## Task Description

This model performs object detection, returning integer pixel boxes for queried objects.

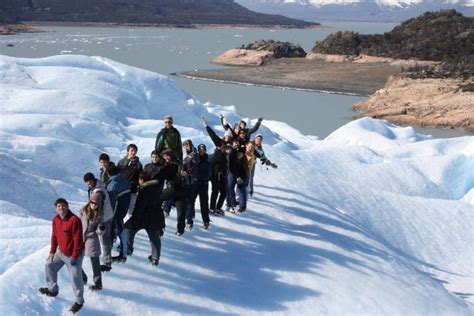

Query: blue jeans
[226,174,248,209]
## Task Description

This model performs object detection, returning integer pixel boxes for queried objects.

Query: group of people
[39,114,277,313]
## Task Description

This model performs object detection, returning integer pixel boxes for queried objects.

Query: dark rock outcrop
[241,40,307,58]
[312,10,473,65]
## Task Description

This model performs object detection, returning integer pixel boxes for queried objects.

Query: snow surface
[0,54,473,315]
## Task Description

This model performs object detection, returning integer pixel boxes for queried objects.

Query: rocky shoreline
[354,76,474,131]
[0,23,43,35]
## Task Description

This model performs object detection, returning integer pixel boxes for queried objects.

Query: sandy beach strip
[175,58,403,96]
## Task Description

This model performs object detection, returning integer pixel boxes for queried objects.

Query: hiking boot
[111,255,127,263]
[89,281,102,291]
[209,209,216,216]
[216,209,225,216]
[175,231,184,236]
[100,264,112,272]
[186,223,193,231]
[69,302,83,314]
[237,207,246,213]
[39,287,58,297]
[148,255,159,266]
[226,206,236,213]
[203,222,210,230]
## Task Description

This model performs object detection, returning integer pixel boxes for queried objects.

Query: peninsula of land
[176,11,474,132]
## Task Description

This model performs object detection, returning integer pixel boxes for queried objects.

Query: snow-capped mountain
[235,0,474,21]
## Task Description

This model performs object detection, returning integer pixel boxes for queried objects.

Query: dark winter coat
[99,167,109,183]
[144,161,164,181]
[221,117,262,140]
[181,140,200,187]
[50,210,84,260]
[228,151,248,180]
[197,153,211,183]
[107,173,131,219]
[205,126,233,148]
[155,127,183,161]
[254,143,269,164]
[125,180,165,231]
[117,156,143,193]
[209,149,228,180]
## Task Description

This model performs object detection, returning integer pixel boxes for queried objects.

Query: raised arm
[248,118,263,136]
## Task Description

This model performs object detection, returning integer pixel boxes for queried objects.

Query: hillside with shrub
[312,10,473,66]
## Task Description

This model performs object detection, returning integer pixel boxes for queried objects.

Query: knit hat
[83,172,96,182]
[90,192,103,206]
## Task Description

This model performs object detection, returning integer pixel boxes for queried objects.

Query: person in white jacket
[83,172,114,272]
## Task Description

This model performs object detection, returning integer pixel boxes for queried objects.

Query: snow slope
[0,55,473,315]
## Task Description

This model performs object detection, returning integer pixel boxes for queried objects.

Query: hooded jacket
[118,156,143,193]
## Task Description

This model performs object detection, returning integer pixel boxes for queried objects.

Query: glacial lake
[0,23,469,138]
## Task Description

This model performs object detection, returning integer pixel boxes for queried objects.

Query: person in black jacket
[125,173,165,266]
[117,144,143,218]
[226,142,248,213]
[200,116,233,148]
[143,150,164,180]
[220,113,263,142]
[181,139,200,231]
[158,149,187,236]
[209,145,229,216]
[195,144,211,229]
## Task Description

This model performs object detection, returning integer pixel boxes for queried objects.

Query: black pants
[210,174,227,210]
[161,186,186,234]
[195,182,210,224]
[126,228,161,260]
[82,256,102,286]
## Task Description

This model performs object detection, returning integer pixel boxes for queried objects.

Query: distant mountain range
[235,0,474,22]
[0,0,317,28]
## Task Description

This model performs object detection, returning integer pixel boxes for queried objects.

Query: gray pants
[45,250,84,304]
[99,219,113,265]
[126,228,161,260]
[82,257,102,285]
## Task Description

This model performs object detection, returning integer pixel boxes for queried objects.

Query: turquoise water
[0,23,468,138]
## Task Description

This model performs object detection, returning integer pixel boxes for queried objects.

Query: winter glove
[236,177,244,185]
[258,117,263,122]
[219,113,224,119]
[70,258,78,267]
[47,254,54,262]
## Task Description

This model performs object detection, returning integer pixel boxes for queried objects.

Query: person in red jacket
[39,198,85,314]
